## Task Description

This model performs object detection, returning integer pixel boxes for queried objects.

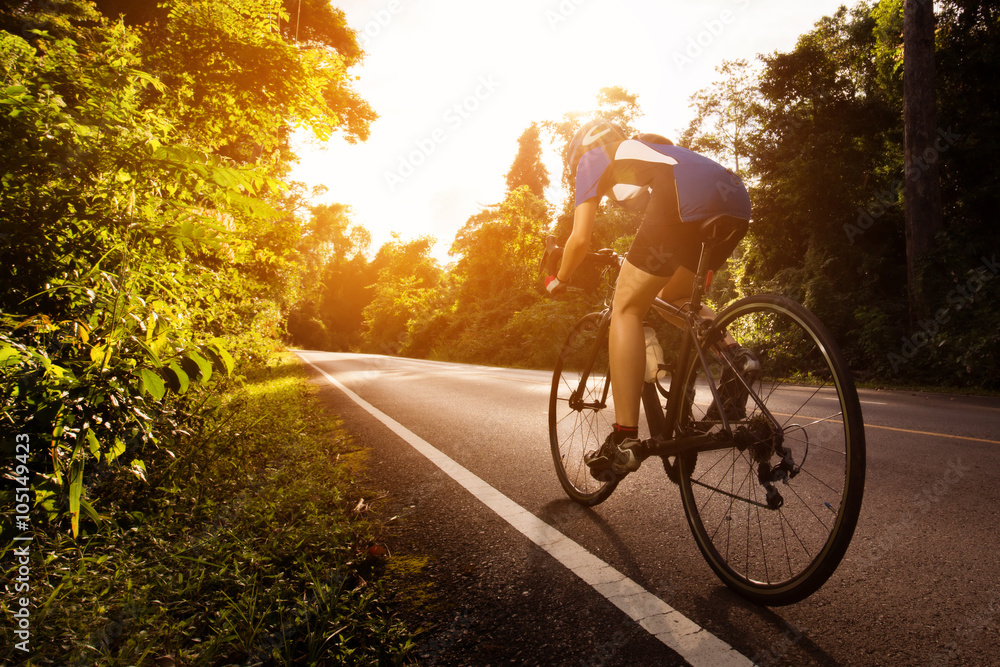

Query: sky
[291,0,856,263]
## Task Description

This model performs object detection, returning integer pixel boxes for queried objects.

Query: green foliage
[666,0,1000,388]
[680,58,759,176]
[147,0,373,168]
[286,203,376,352]
[0,1,409,660]
[496,296,600,368]
[450,187,550,304]
[360,235,443,356]
[1,355,415,665]
[429,187,552,364]
[0,0,377,538]
[1,7,234,537]
[504,122,550,198]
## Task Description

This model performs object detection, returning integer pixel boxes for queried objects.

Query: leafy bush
[0,0,299,537]
[1,355,415,665]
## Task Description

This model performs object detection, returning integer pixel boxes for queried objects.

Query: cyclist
[545,119,757,479]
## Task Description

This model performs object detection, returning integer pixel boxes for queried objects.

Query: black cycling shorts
[624,166,744,277]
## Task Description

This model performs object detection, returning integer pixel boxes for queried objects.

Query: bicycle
[546,215,866,606]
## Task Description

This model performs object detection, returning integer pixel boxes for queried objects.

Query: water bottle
[644,326,667,383]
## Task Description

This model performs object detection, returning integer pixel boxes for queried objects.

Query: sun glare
[293,0,852,263]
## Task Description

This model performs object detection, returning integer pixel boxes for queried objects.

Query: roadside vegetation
[4,351,414,665]
[1,1,411,663]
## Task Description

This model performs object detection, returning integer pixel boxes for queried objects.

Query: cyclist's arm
[558,199,598,281]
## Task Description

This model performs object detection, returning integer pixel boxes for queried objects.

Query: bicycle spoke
[692,468,770,512]
[794,465,844,497]
[678,295,865,604]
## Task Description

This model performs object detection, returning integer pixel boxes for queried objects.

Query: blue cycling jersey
[574,139,751,223]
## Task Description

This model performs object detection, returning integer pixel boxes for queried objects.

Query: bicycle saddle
[698,215,749,246]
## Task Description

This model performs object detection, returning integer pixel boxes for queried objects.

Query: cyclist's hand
[545,275,567,296]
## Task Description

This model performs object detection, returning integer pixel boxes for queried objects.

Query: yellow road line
[863,423,1000,445]
[772,412,1000,445]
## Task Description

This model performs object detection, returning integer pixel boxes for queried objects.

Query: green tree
[596,86,641,131]
[680,59,759,176]
[140,0,374,171]
[906,0,1000,386]
[680,1,998,386]
[0,0,379,536]
[360,235,442,356]
[736,5,904,370]
[0,2,276,534]
[431,187,551,364]
[450,188,550,306]
[286,203,375,351]
[504,122,550,198]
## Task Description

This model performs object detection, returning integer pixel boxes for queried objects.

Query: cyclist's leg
[611,166,683,432]
[658,265,696,303]
[582,260,671,478]
[608,259,671,429]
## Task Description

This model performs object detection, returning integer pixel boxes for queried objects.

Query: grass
[1,351,415,666]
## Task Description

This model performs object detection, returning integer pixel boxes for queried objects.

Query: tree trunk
[903,0,943,320]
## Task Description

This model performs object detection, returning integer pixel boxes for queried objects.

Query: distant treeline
[289,1,1000,390]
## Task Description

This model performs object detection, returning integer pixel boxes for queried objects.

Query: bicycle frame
[570,238,780,463]
[644,295,737,459]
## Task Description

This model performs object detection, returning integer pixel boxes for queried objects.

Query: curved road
[297,351,1000,666]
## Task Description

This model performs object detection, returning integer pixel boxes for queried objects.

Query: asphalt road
[296,350,1000,666]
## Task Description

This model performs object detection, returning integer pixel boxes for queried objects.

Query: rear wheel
[549,312,617,506]
[677,295,866,605]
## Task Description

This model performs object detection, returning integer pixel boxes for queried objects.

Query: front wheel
[549,312,618,506]
[677,295,866,605]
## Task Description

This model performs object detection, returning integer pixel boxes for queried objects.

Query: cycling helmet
[567,119,626,178]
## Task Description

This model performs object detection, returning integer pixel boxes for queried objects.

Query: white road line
[299,352,753,667]
[814,394,887,406]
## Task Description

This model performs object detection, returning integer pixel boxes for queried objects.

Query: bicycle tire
[676,294,866,605]
[549,311,618,505]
